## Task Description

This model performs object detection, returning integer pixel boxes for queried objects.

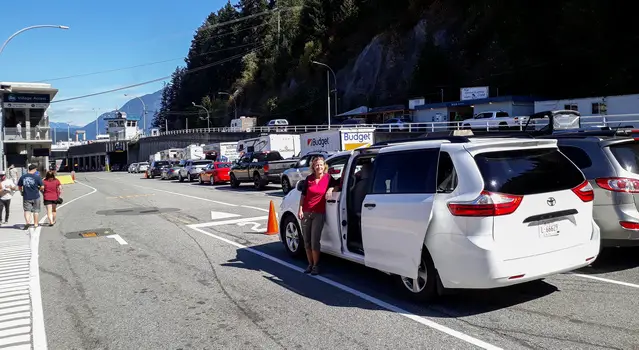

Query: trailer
[236,134,301,159]
[203,142,240,162]
[299,128,375,155]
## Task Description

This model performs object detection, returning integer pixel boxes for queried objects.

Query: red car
[199,162,232,185]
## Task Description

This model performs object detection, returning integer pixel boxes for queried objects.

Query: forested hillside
[153,0,638,130]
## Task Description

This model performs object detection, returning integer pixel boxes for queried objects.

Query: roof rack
[372,130,474,146]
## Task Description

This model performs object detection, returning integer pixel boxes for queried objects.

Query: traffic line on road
[190,216,269,229]
[0,229,31,350]
[570,273,639,289]
[211,211,241,220]
[107,234,128,245]
[186,224,502,350]
[129,184,240,207]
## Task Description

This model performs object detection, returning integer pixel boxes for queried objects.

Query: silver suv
[540,128,639,247]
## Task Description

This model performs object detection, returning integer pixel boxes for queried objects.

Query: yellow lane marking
[106,194,156,199]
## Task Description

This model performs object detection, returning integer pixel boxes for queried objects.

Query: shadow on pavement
[576,247,639,275]
[221,241,558,318]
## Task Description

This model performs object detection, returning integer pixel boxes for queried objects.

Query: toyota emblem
[547,197,556,206]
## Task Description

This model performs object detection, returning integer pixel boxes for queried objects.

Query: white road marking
[571,273,639,289]
[190,216,268,229]
[107,234,128,245]
[237,221,267,233]
[186,224,502,350]
[0,228,30,349]
[211,211,241,220]
[0,334,31,348]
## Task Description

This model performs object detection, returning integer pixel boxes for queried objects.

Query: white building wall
[534,94,639,116]
[414,107,449,123]
[473,102,534,117]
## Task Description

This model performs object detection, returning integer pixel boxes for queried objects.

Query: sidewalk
[0,196,43,349]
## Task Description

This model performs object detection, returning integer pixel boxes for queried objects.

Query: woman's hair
[311,155,325,166]
[45,171,56,180]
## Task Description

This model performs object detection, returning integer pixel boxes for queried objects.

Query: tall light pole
[311,60,338,118]
[124,94,146,135]
[218,92,238,119]
[92,108,100,139]
[0,25,69,55]
[192,102,210,129]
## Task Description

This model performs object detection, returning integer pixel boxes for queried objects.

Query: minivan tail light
[572,180,594,202]
[447,191,523,217]
[263,164,270,172]
[595,177,639,193]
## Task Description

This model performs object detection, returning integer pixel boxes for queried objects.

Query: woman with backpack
[42,171,62,226]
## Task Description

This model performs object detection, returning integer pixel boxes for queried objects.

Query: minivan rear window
[474,148,584,195]
[608,142,639,174]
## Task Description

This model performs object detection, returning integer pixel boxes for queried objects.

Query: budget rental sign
[300,131,341,155]
[341,130,374,150]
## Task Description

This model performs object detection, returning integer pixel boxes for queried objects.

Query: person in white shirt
[0,171,17,224]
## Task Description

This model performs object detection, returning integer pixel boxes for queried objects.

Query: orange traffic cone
[265,200,279,235]
[71,171,75,181]
[143,171,147,179]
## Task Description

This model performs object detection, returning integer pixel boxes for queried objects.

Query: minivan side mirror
[296,181,305,192]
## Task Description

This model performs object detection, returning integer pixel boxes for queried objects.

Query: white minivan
[278,136,601,300]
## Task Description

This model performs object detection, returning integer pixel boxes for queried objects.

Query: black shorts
[43,200,58,206]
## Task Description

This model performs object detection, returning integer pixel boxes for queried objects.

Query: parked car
[199,162,232,185]
[229,151,295,190]
[280,151,337,194]
[147,160,173,179]
[128,163,138,173]
[161,160,184,180]
[178,159,212,182]
[538,128,639,247]
[278,135,600,301]
[135,162,149,173]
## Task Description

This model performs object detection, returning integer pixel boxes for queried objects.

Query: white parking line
[186,224,501,350]
[107,234,128,245]
[190,216,269,229]
[129,184,239,207]
[571,273,639,289]
[211,211,241,220]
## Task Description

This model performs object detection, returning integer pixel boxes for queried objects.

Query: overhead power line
[50,44,267,104]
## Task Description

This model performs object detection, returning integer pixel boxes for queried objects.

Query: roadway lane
[38,173,491,350]
[39,172,639,349]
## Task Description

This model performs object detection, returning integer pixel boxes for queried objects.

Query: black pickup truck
[229,151,298,190]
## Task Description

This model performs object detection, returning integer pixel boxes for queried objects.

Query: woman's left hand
[325,189,333,201]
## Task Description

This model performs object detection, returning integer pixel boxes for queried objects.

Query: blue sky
[0,0,227,126]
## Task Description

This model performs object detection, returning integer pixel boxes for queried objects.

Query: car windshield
[215,163,231,169]
[608,141,639,174]
[474,148,584,195]
[193,161,211,167]
[155,161,170,167]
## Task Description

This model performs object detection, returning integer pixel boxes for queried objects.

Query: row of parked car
[276,125,639,300]
[127,122,639,301]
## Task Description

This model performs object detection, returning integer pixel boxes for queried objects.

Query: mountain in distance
[80,89,163,140]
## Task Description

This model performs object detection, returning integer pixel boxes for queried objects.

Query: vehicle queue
[120,112,639,302]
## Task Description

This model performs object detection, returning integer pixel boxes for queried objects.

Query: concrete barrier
[58,175,75,185]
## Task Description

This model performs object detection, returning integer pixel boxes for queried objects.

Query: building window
[564,104,578,111]
[592,102,607,115]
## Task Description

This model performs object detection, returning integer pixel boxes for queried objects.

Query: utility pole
[326,70,331,128]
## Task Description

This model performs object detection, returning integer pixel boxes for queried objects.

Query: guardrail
[137,114,639,139]
[3,127,52,141]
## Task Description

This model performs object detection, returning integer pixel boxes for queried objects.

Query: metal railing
[136,114,639,139]
[3,127,52,141]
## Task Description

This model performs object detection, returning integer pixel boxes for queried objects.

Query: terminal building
[0,82,58,172]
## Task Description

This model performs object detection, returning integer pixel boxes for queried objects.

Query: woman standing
[42,171,62,226]
[298,156,340,275]
[0,171,17,224]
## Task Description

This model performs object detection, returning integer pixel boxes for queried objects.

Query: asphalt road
[38,172,639,350]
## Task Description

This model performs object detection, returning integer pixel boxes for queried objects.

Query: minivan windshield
[474,148,584,195]
[608,141,639,174]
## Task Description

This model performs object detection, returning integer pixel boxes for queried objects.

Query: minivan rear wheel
[396,249,438,301]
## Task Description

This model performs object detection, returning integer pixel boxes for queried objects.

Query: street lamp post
[92,108,100,139]
[192,102,210,129]
[0,25,69,55]
[311,60,338,120]
[218,92,238,119]
[124,94,146,135]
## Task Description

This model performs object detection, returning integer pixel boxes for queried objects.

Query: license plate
[539,221,560,237]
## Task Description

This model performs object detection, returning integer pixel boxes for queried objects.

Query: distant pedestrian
[17,164,44,230]
[8,165,19,183]
[42,171,62,226]
[0,171,17,224]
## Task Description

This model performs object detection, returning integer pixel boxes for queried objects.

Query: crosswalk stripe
[0,295,29,304]
[0,318,31,331]
[0,305,30,316]
[0,312,30,323]
[0,333,31,347]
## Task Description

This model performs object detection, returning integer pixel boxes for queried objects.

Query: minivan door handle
[363,203,376,208]
[327,199,336,204]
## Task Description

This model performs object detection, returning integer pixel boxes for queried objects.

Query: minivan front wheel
[396,249,438,301]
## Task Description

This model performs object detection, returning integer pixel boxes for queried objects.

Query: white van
[278,136,600,300]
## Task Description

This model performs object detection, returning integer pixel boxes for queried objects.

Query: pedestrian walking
[17,164,44,230]
[42,171,62,226]
[0,171,17,224]
[8,165,19,184]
